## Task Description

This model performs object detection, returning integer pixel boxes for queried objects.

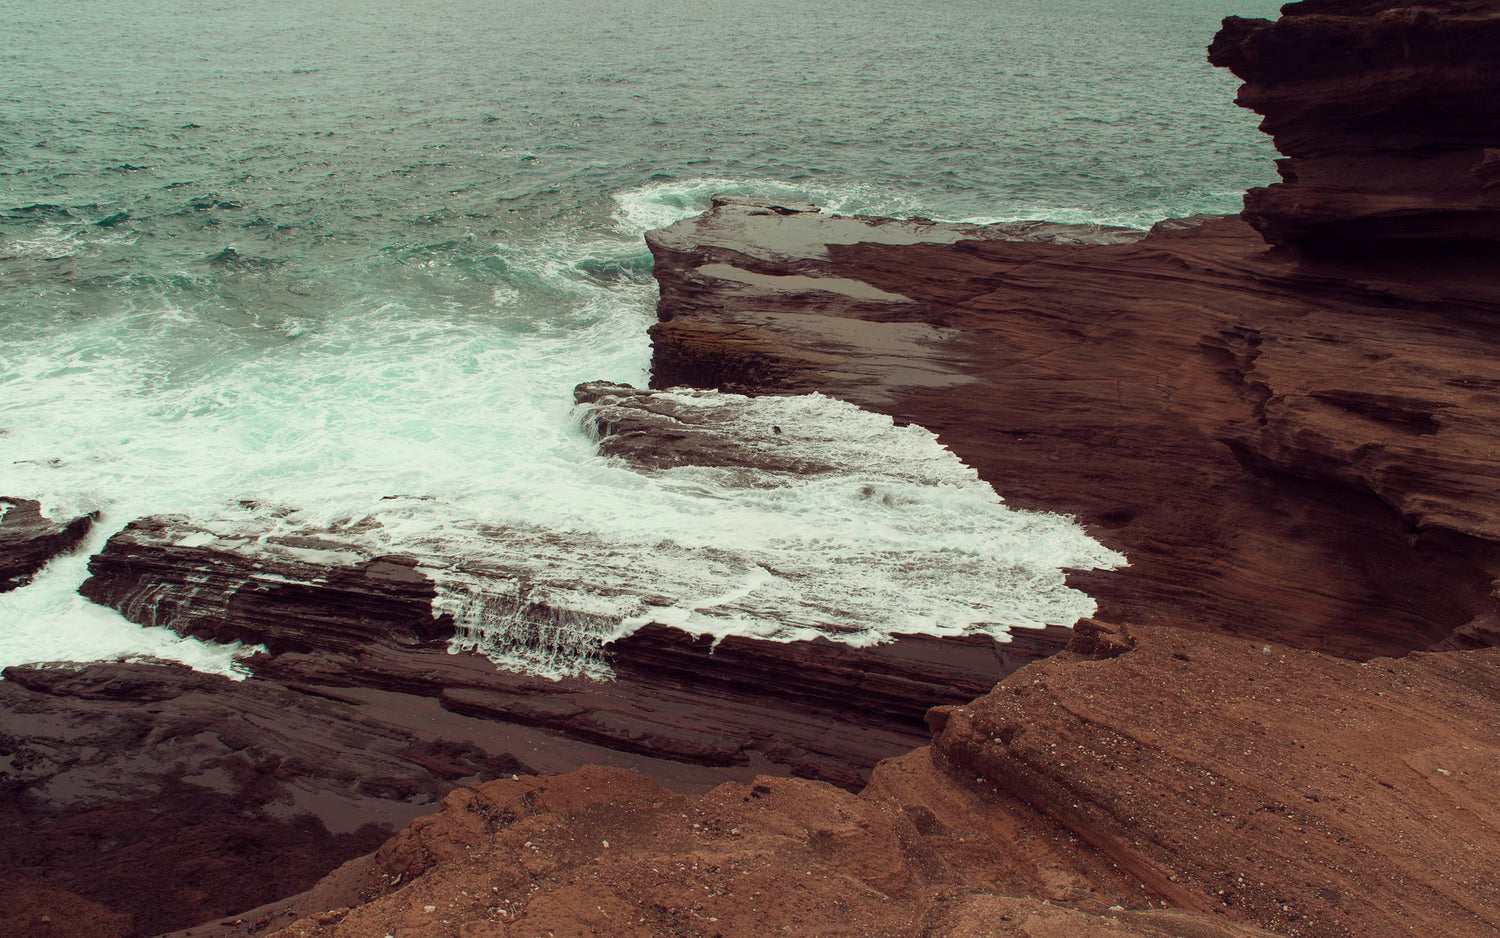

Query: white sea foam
[0,523,255,676]
[1,182,1124,679]
[610,176,1155,233]
[0,226,136,261]
[611,177,929,235]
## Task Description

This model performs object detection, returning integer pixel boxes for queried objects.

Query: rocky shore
[5,1,1500,936]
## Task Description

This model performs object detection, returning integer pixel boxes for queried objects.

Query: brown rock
[928,627,1500,937]
[1208,1,1500,250]
[647,199,1500,658]
[0,496,95,591]
[258,625,1499,938]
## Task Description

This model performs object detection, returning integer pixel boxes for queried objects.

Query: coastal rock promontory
[1208,0,1500,249]
[11,1,1500,936]
[249,625,1500,938]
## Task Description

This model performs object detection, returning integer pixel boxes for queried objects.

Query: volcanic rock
[254,763,1279,938]
[1208,0,1500,250]
[647,199,1500,658]
[0,496,95,591]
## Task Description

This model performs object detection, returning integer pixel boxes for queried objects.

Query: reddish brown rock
[0,496,95,591]
[1208,1,1500,250]
[255,764,1279,938]
[927,626,1500,937]
[75,517,1050,788]
[648,200,1500,658]
[252,622,1500,938]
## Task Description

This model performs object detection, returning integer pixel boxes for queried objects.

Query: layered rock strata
[5,375,1079,934]
[0,496,95,591]
[219,625,1499,938]
[75,515,1051,788]
[648,201,1500,657]
[1208,0,1500,249]
[12,2,1500,936]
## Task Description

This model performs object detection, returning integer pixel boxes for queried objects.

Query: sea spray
[1,178,1129,678]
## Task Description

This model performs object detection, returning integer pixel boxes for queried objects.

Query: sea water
[0,0,1282,677]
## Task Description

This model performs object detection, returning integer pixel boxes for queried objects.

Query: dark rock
[0,497,95,591]
[1208,0,1500,251]
[0,661,530,937]
[646,198,1500,658]
[77,517,451,655]
[76,516,1061,789]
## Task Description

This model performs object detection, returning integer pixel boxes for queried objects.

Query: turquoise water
[0,0,1280,673]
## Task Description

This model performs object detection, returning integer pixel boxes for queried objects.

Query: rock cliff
[1208,0,1500,249]
[7,1,1500,936]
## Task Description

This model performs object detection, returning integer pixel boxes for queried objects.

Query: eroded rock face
[0,661,528,938]
[0,497,95,591]
[928,626,1500,938]
[1208,1,1500,250]
[22,6,1500,937]
[647,200,1500,658]
[244,622,1500,938]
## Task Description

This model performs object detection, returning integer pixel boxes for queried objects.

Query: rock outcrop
[12,2,1500,936]
[0,496,95,591]
[223,626,1499,938]
[1208,0,1500,250]
[647,201,1500,658]
[73,516,1051,789]
[0,661,527,937]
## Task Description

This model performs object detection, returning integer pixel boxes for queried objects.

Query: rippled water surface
[0,0,1281,673]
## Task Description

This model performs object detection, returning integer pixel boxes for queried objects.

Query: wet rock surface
[648,200,1500,659]
[0,661,526,937]
[73,516,1049,786]
[10,2,1500,935]
[0,496,95,591]
[5,511,1058,935]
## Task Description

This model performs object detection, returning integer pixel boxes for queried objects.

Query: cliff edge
[8,2,1500,937]
[1208,0,1500,249]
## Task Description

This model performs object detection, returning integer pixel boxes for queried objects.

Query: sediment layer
[210,625,1500,938]
[8,2,1500,936]
[1208,0,1500,249]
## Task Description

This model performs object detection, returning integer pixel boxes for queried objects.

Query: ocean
[0,0,1282,676]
